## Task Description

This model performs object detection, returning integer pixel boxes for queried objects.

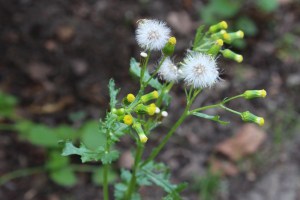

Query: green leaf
[0,91,18,118]
[92,168,117,185]
[114,183,128,200]
[255,0,278,12]
[27,124,59,147]
[61,141,119,164]
[108,79,120,109]
[46,151,70,170]
[79,121,106,150]
[50,167,77,187]
[235,16,258,36]
[193,25,205,50]
[54,124,77,141]
[101,150,119,164]
[61,141,104,163]
[192,112,229,125]
[138,162,187,199]
[129,58,162,90]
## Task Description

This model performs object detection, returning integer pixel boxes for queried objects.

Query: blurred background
[0,0,299,199]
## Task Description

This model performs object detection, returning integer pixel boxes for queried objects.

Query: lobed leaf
[108,79,120,109]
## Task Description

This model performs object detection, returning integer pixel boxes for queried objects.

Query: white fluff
[136,19,171,51]
[158,57,181,82]
[181,52,219,88]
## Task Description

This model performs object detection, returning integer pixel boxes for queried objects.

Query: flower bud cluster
[111,90,169,143]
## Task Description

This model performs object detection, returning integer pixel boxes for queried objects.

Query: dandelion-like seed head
[181,52,219,88]
[136,19,171,51]
[158,57,181,82]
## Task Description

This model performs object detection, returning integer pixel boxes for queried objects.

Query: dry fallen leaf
[216,124,266,161]
[210,156,239,176]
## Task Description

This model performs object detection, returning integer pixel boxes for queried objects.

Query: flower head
[181,52,219,88]
[136,19,171,51]
[158,57,181,82]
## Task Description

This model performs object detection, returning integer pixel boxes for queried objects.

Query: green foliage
[130,58,162,90]
[0,91,18,118]
[197,170,221,200]
[49,167,77,187]
[61,141,119,164]
[192,112,229,125]
[193,25,206,50]
[109,79,120,109]
[137,162,187,199]
[92,168,117,185]
[200,0,241,24]
[255,0,278,12]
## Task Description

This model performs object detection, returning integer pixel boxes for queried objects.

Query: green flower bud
[115,108,125,115]
[132,122,148,143]
[211,30,227,40]
[141,90,159,103]
[134,103,157,116]
[207,39,224,55]
[241,111,265,126]
[223,30,244,44]
[162,37,176,56]
[209,21,228,33]
[243,90,267,100]
[222,49,243,63]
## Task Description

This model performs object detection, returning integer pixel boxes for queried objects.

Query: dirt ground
[0,0,300,199]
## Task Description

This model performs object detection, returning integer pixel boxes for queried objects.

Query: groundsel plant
[61,19,267,199]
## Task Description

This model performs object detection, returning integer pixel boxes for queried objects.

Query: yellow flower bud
[123,115,133,125]
[222,49,243,63]
[169,37,176,45]
[243,90,267,100]
[241,111,265,126]
[141,91,159,103]
[162,37,176,56]
[147,103,157,116]
[126,93,135,103]
[209,21,228,33]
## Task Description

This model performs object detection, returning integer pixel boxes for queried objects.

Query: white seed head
[158,57,181,82]
[155,107,160,114]
[161,111,168,117]
[136,19,171,51]
[181,52,219,88]
[140,52,148,58]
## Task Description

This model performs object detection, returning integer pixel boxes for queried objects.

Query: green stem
[144,56,167,87]
[103,164,109,200]
[0,166,44,185]
[142,88,201,166]
[0,124,16,131]
[219,105,241,116]
[140,50,151,88]
[125,143,144,200]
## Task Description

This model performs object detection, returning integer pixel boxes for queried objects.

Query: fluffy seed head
[181,52,219,88]
[158,57,181,82]
[136,19,171,51]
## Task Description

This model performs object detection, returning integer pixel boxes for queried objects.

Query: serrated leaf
[108,79,120,109]
[129,58,162,90]
[192,112,229,125]
[120,169,132,183]
[114,183,128,200]
[139,162,186,199]
[92,168,117,185]
[61,141,118,164]
[50,167,77,187]
[193,25,205,50]
[61,141,104,163]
